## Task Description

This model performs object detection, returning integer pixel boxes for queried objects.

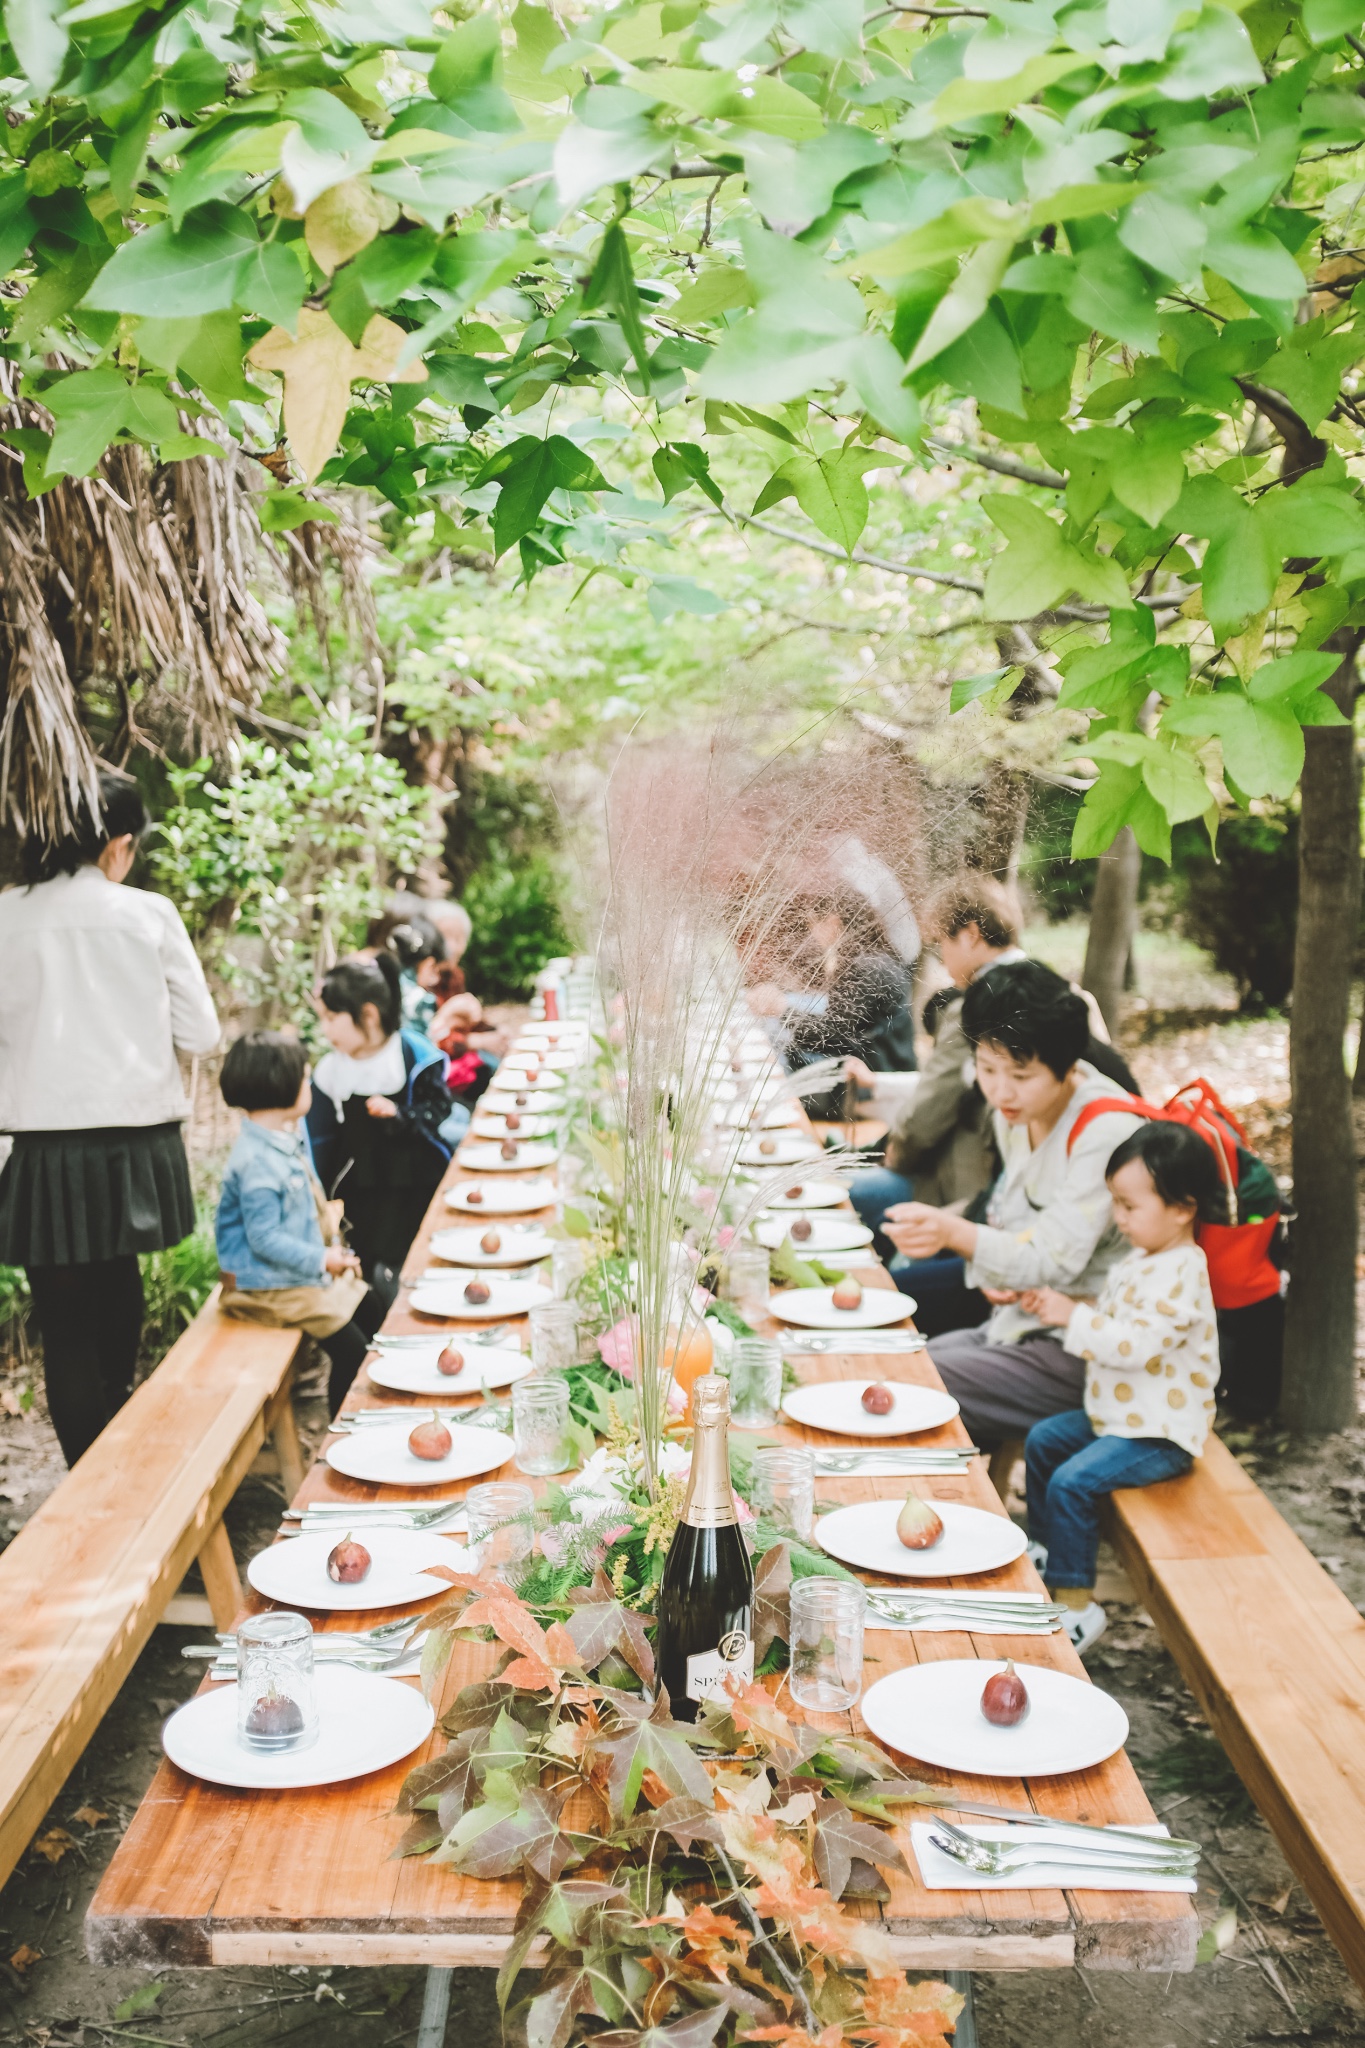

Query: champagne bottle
[654,1374,754,1723]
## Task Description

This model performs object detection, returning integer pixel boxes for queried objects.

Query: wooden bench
[0,1300,304,1895]
[1109,1434,1365,1993]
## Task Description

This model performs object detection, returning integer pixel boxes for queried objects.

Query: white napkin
[910,1821,1196,1892]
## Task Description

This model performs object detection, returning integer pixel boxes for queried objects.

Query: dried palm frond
[0,364,286,843]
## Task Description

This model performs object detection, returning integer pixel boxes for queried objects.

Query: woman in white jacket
[0,772,220,1465]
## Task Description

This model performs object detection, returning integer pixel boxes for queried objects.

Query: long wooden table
[88,1116,1197,1977]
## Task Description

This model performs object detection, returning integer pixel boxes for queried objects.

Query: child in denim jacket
[216,1031,385,1413]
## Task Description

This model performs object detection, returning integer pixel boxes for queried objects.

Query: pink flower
[716,1225,735,1250]
[599,1318,637,1377]
[694,1186,717,1214]
[665,1377,687,1415]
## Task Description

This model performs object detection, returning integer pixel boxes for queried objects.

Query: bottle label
[685,1629,754,1703]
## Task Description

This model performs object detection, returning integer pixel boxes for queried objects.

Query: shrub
[139,1214,220,1361]
[462,859,571,1002]
[1171,812,1299,1013]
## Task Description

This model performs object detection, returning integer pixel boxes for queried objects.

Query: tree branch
[735,512,986,593]
[1236,380,1326,482]
[926,436,1066,490]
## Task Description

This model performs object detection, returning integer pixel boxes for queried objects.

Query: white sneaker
[1061,1600,1107,1658]
[1025,1539,1048,1573]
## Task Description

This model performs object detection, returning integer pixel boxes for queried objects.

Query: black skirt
[0,1123,195,1267]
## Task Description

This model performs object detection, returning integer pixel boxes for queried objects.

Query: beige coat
[884,989,997,1208]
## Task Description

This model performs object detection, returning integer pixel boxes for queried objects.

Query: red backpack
[1066,1079,1282,1311]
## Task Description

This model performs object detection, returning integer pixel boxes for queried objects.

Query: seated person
[1021,1122,1221,1655]
[849,877,1139,1333]
[749,888,916,1116]
[215,1031,388,1415]
[885,960,1144,1449]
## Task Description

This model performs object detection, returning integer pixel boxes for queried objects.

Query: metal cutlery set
[184,1618,428,1679]
[781,1333,928,1355]
[813,1447,978,1475]
[281,1498,469,1534]
[924,1812,1199,1882]
[865,1589,1066,1634]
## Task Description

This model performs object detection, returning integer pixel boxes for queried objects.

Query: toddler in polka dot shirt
[1017,1121,1222,1657]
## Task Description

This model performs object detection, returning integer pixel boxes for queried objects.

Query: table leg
[417,1965,453,2048]
[945,1972,979,2048]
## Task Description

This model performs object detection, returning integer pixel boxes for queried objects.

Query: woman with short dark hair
[0,771,220,1465]
[885,959,1144,1453]
[749,888,916,1116]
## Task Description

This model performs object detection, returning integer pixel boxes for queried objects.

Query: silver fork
[866,1596,1064,1631]
[928,1815,1198,1875]
[815,1450,978,1472]
[286,1499,469,1531]
[923,1804,1202,1857]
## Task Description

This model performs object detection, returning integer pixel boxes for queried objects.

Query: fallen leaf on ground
[9,1945,43,1973]
[73,1805,108,1827]
[31,1828,75,1864]
[112,1984,164,2020]
[1,1388,21,1414]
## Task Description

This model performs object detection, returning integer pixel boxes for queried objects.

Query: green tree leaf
[83,202,259,317]
[43,366,179,477]
[647,574,727,620]
[5,0,67,96]
[475,434,610,556]
[582,221,650,382]
[652,441,723,506]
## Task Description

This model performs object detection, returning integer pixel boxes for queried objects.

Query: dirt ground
[4,954,1365,2046]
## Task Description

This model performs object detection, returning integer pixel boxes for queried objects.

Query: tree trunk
[1280,628,1364,1432]
[1353,987,1365,1097]
[1082,826,1141,1039]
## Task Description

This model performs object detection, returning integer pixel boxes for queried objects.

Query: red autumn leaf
[462,1592,557,1665]
[855,1972,965,2042]
[500,1652,559,1692]
[678,1902,753,1980]
[723,1674,798,1753]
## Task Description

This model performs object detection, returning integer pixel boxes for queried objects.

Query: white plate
[517,1025,590,1045]
[409,1274,551,1320]
[757,1181,847,1211]
[782,1380,960,1437]
[769,1286,913,1331]
[247,1528,463,1611]
[861,1659,1129,1779]
[367,1342,533,1396]
[456,1140,559,1173]
[481,1088,566,1115]
[162,1665,435,1789]
[471,1112,558,1140]
[428,1225,553,1268]
[326,1420,515,1486]
[445,1178,555,1215]
[816,1499,1027,1579]
[739,1135,823,1168]
[500,1049,577,1071]
[491,1070,567,1093]
[754,1215,873,1254]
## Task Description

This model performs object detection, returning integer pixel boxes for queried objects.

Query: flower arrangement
[398,1565,964,2048]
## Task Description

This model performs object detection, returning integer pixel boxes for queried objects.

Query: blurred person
[0,772,219,1465]
[308,953,458,1286]
[749,889,916,1116]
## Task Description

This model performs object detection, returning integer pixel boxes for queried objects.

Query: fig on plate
[504,1112,522,1131]
[895,1491,944,1550]
[759,1137,777,1156]
[327,1535,372,1584]
[861,1382,894,1415]
[409,1419,453,1461]
[789,1216,813,1243]
[437,1345,465,1377]
[785,1184,805,1201]
[981,1661,1030,1727]
[500,1139,519,1161]
[514,1093,529,1107]
[464,1278,491,1304]
[245,1685,305,1739]
[479,1230,502,1255]
[466,1187,484,1205]
[831,1279,863,1312]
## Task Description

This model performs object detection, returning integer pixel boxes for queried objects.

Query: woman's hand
[433,992,482,1039]
[884,1201,956,1259]
[843,1056,874,1091]
[365,1094,398,1119]
[981,1287,1021,1305]
[324,1247,361,1276]
[1019,1286,1078,1327]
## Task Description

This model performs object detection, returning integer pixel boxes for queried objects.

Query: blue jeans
[1025,1410,1193,1589]
[849,1167,912,1264]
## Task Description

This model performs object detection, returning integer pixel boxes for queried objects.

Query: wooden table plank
[89,1122,1196,1972]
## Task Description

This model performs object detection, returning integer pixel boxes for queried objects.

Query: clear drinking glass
[236,1611,319,1753]
[513,1374,573,1475]
[788,1578,866,1713]
[728,1336,783,1430]
[466,1480,535,1579]
[529,1297,579,1374]
[752,1445,815,1539]
[724,1242,770,1325]
[551,1239,587,1301]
